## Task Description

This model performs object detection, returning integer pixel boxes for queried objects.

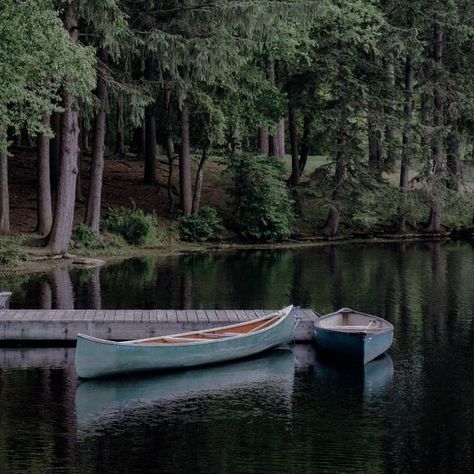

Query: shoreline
[2,231,472,276]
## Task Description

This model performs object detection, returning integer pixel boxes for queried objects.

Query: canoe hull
[75,309,296,379]
[313,327,393,364]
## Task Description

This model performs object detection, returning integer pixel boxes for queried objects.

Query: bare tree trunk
[258,127,269,155]
[50,111,61,190]
[288,102,299,186]
[383,57,397,171]
[368,113,383,172]
[323,118,347,237]
[144,59,156,185]
[192,142,211,214]
[37,114,53,236]
[426,21,444,233]
[446,128,459,191]
[164,89,176,213]
[0,148,10,234]
[299,113,311,174]
[81,117,90,153]
[85,64,108,234]
[76,132,83,203]
[276,118,285,159]
[144,107,156,185]
[267,60,285,159]
[399,55,414,234]
[179,104,192,216]
[48,7,80,255]
[232,123,242,156]
[115,97,125,156]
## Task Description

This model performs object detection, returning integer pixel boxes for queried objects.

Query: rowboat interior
[123,314,282,345]
[318,312,392,333]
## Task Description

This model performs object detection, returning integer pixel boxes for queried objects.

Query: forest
[1,0,473,261]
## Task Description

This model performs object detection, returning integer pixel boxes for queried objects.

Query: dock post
[0,292,12,309]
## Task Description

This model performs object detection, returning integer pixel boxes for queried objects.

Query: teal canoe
[75,306,296,379]
[313,308,394,364]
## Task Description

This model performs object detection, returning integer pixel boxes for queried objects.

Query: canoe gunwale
[314,307,394,334]
[77,306,294,348]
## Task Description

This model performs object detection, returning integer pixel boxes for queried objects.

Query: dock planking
[0,308,318,342]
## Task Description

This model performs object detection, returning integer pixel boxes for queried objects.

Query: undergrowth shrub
[228,154,295,242]
[0,237,27,265]
[72,224,99,249]
[102,205,157,245]
[179,206,224,242]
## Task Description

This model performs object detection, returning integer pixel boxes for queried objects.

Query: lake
[0,241,473,473]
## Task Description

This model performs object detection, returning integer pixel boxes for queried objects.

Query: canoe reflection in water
[314,353,394,398]
[76,349,296,431]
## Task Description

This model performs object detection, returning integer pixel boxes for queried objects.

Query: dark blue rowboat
[313,308,394,364]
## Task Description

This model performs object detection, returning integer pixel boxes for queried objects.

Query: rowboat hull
[313,309,393,364]
[75,307,296,379]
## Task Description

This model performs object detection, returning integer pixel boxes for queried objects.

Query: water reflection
[76,349,295,432]
[314,353,394,399]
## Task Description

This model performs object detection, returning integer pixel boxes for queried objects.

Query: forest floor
[3,147,472,271]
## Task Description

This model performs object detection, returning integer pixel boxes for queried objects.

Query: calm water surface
[1,241,474,473]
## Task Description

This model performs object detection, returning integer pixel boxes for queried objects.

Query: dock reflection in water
[76,348,296,432]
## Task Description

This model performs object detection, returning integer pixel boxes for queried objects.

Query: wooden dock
[0,308,317,343]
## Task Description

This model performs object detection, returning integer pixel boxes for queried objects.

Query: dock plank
[0,308,315,342]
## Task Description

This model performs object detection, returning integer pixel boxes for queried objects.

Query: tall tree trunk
[368,113,383,173]
[37,114,53,236]
[0,148,10,234]
[81,117,90,153]
[258,127,269,155]
[76,134,83,203]
[383,57,397,171]
[446,128,459,191]
[276,118,285,159]
[192,142,211,214]
[288,102,299,186]
[48,7,80,255]
[323,117,348,237]
[399,55,414,234]
[50,111,61,190]
[115,97,125,156]
[144,107,156,184]
[232,123,242,156]
[179,104,192,216]
[267,60,285,158]
[299,113,311,174]
[144,59,156,185]
[426,21,444,233]
[85,64,108,234]
[164,89,176,214]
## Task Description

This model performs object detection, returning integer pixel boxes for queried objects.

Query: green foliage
[0,237,27,266]
[102,205,157,246]
[72,224,99,249]
[0,0,95,150]
[442,192,474,231]
[179,206,224,242]
[228,154,295,242]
